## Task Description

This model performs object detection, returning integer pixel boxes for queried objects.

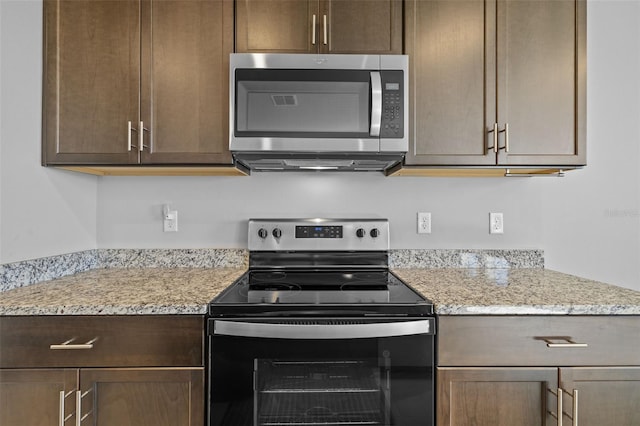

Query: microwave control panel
[380,70,404,138]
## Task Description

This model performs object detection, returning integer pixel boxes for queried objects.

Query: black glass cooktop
[210,269,433,317]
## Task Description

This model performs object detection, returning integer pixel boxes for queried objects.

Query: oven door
[208,317,435,426]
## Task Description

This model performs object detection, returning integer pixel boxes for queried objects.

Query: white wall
[0,0,98,264]
[0,0,638,292]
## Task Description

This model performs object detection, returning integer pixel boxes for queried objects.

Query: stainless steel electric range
[207,218,435,426]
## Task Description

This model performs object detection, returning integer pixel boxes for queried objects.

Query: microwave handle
[213,319,432,339]
[370,71,382,137]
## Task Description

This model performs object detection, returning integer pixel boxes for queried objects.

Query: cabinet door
[43,0,140,165]
[321,0,402,54]
[79,368,204,426]
[236,0,318,53]
[496,0,586,165]
[140,0,234,164]
[437,367,558,426]
[404,0,496,165]
[0,369,78,426]
[560,367,640,426]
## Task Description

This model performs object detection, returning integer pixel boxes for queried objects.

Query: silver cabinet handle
[548,388,563,426]
[128,121,138,151]
[75,390,92,426]
[214,319,432,339]
[312,14,316,45]
[59,390,74,425]
[370,71,382,137]
[548,386,579,425]
[542,337,588,348]
[323,14,327,45]
[487,123,498,153]
[138,121,148,152]
[50,338,97,350]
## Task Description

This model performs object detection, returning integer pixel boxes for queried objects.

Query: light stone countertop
[0,267,245,315]
[394,268,640,315]
[1,266,639,316]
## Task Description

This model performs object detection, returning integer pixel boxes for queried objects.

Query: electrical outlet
[489,212,504,234]
[163,207,178,232]
[417,212,431,234]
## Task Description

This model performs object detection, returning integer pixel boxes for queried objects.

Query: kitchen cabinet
[0,316,205,426]
[404,0,586,167]
[437,316,640,426]
[42,0,234,166]
[235,0,402,54]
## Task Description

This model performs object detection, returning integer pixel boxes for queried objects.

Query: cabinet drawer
[0,316,203,368]
[438,316,640,367]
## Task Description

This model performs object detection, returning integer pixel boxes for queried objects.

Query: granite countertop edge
[1,266,640,316]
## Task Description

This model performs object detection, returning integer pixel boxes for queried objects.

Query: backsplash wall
[1,0,638,291]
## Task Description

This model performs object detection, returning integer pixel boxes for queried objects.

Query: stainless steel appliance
[208,218,435,426]
[230,54,408,172]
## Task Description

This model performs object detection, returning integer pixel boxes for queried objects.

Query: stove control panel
[249,218,389,251]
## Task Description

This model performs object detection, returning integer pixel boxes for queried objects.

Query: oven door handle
[213,319,432,339]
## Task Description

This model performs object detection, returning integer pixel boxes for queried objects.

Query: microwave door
[232,69,379,152]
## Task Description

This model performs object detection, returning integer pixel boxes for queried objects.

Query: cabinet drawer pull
[541,337,588,348]
[50,338,97,350]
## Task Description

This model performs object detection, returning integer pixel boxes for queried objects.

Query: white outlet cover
[489,212,504,234]
[418,212,431,234]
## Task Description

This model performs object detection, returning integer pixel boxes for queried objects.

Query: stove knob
[257,228,268,239]
[272,228,282,239]
[356,228,366,238]
[370,228,380,238]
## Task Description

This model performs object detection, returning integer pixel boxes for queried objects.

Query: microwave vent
[271,94,297,106]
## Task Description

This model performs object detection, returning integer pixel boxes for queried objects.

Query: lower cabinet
[0,315,205,426]
[438,367,558,426]
[437,316,640,426]
[0,368,203,426]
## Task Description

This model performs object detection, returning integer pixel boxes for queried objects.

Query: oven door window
[209,325,433,426]
[255,359,390,426]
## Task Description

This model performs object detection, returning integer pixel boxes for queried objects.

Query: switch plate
[417,212,431,234]
[489,212,503,234]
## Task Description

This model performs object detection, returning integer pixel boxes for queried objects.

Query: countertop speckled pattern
[0,267,245,315]
[394,268,640,315]
[1,267,639,316]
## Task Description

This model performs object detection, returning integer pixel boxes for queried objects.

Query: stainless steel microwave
[229,53,408,172]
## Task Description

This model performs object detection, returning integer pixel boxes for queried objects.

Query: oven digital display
[295,225,343,238]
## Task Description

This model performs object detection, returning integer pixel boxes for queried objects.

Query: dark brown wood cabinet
[43,0,234,166]
[0,316,205,426]
[236,0,402,54]
[437,316,640,426]
[438,367,558,426]
[405,0,586,167]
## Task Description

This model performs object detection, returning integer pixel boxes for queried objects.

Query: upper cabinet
[235,0,402,54]
[42,0,234,166]
[405,0,586,167]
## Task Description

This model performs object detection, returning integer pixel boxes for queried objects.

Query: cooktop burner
[211,268,432,315]
[209,219,433,317]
